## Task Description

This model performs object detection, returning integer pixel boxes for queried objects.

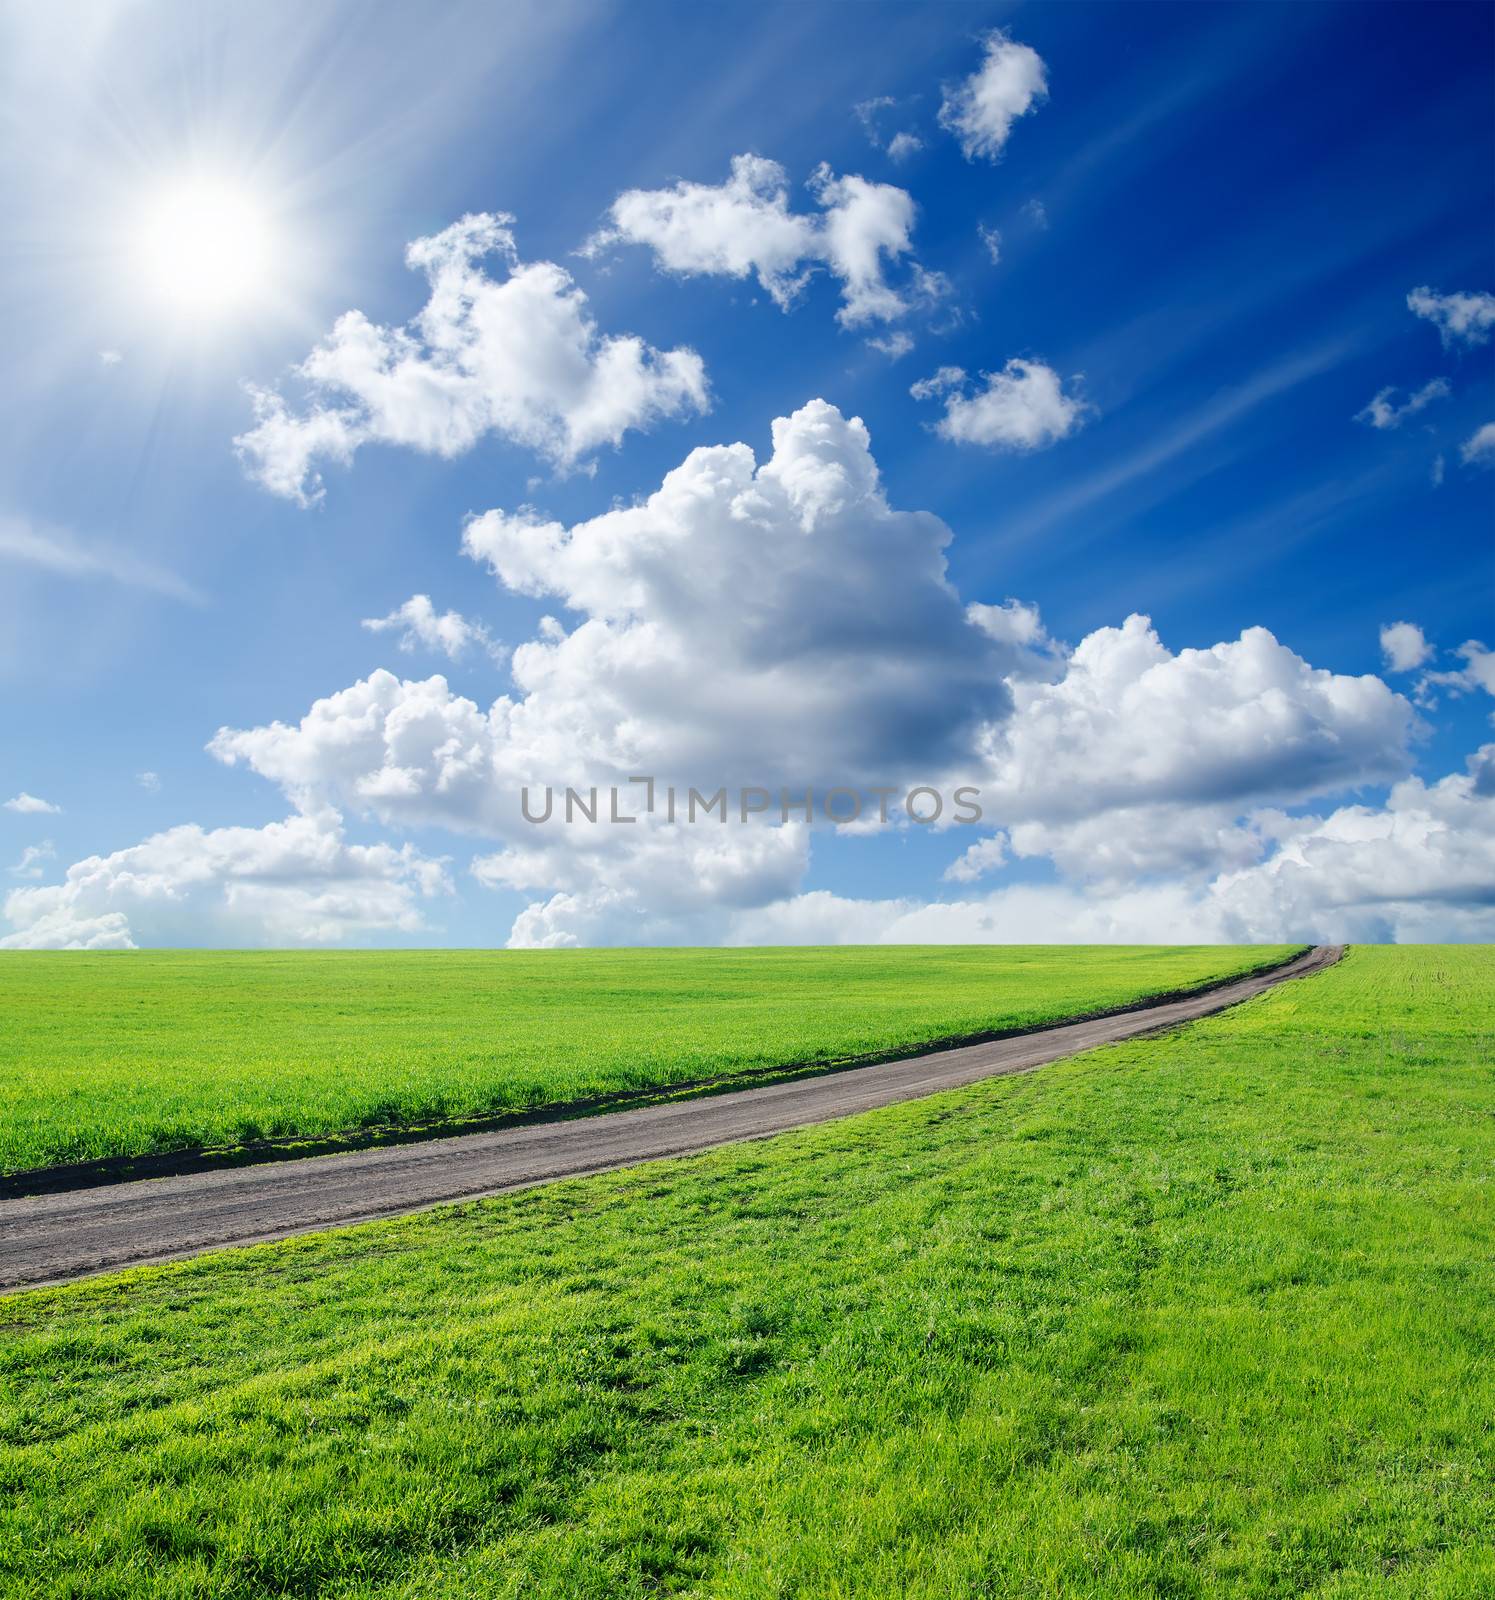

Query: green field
[0,945,1295,1175]
[2,945,1490,1596]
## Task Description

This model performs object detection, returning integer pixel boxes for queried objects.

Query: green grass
[1,945,1490,1597]
[0,944,1294,1174]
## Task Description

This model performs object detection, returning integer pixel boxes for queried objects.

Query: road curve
[0,946,1341,1293]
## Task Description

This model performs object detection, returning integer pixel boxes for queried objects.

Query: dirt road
[0,945,1342,1292]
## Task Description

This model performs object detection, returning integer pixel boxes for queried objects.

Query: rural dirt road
[1,945,1341,1292]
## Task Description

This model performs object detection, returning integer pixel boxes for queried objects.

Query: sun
[132,177,276,320]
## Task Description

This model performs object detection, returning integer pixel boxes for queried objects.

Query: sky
[2,0,1492,949]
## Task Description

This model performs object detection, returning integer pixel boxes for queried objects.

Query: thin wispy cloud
[999,338,1355,550]
[0,516,202,603]
[1355,378,1450,430]
[9,841,55,880]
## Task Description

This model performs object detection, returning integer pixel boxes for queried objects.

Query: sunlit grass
[0,944,1293,1173]
[1,946,1490,1595]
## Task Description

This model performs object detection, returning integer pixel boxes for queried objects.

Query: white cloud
[1,813,450,950]
[0,515,200,602]
[196,398,1448,948]
[727,746,1495,947]
[235,213,709,506]
[1380,621,1433,673]
[978,223,1002,264]
[137,771,161,791]
[1205,752,1495,942]
[590,154,940,329]
[1007,806,1266,886]
[867,331,914,360]
[477,818,810,948]
[215,402,1026,824]
[1460,422,1495,468]
[18,392,1472,950]
[939,30,1048,162]
[909,365,966,401]
[986,615,1414,820]
[4,792,60,815]
[965,598,1065,679]
[853,97,923,163]
[1407,286,1495,348]
[943,833,1007,883]
[913,358,1089,450]
[1354,377,1450,429]
[1432,453,1446,487]
[362,594,504,663]
[588,155,816,303]
[1420,640,1495,702]
[8,841,55,880]
[98,349,123,367]
[972,613,1416,884]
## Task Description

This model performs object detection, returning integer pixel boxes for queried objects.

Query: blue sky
[2,0,1492,948]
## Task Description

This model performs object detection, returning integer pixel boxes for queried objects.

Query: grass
[0,945,1490,1597]
[0,944,1295,1175]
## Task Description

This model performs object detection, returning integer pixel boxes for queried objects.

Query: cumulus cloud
[187,398,1454,948]
[24,396,1477,949]
[1460,422,1495,468]
[978,223,1002,264]
[235,213,708,506]
[1205,753,1495,942]
[476,818,810,948]
[1380,621,1433,673]
[137,771,160,791]
[912,358,1089,450]
[4,792,60,815]
[971,613,1416,883]
[732,756,1495,946]
[939,30,1048,162]
[216,401,1026,823]
[725,746,1495,947]
[965,598,1066,679]
[588,154,942,329]
[1407,286,1495,348]
[362,594,504,663]
[1,813,449,950]
[1354,377,1450,429]
[989,616,1414,811]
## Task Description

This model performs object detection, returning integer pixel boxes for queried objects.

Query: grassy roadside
[1,946,1490,1596]
[0,944,1294,1175]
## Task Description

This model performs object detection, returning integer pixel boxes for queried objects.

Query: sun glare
[132,178,275,319]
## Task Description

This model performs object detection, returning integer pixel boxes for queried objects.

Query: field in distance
[0,945,1298,1175]
[2,946,1489,1596]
